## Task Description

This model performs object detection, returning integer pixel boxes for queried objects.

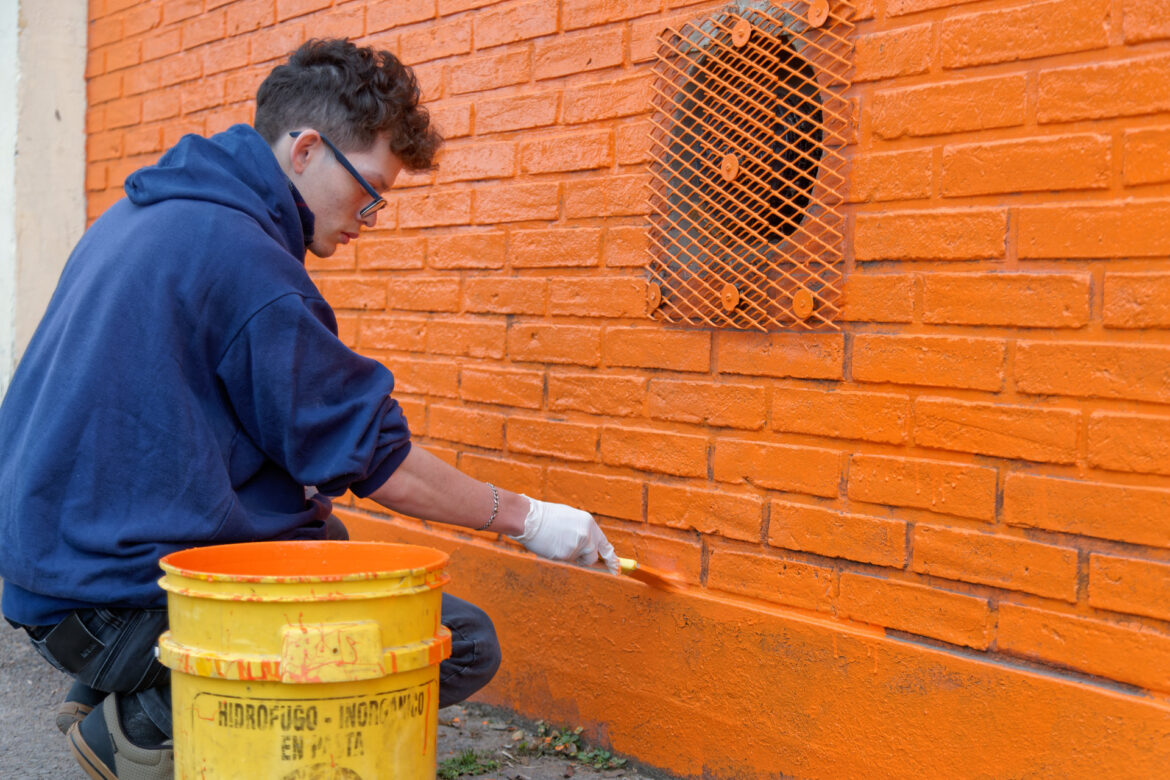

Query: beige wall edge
[0,0,87,393]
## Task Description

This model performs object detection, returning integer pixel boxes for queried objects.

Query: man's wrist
[494,490,529,537]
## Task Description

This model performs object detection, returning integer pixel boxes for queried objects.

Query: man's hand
[509,496,620,574]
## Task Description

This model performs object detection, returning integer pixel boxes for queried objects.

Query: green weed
[515,720,628,770]
[437,749,501,779]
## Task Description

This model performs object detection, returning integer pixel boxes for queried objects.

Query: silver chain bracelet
[478,483,499,531]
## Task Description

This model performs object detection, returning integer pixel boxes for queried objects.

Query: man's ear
[288,130,322,176]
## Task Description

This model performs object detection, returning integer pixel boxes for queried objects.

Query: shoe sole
[66,721,117,780]
[56,701,93,735]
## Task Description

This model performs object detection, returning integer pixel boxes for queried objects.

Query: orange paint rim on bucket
[159,540,449,584]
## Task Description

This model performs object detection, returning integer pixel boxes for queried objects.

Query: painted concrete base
[339,510,1170,779]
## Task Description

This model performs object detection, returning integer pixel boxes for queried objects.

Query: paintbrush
[617,557,682,591]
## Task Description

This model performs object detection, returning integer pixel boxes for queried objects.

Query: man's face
[283,130,403,258]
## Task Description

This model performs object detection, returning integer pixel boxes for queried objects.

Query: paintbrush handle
[617,557,638,573]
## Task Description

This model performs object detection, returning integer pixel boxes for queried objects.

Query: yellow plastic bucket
[157,540,451,780]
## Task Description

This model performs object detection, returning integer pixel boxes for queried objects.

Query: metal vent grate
[646,1,855,331]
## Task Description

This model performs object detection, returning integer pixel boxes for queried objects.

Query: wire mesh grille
[646,1,855,331]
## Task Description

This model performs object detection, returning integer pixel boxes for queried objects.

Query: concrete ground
[0,605,663,779]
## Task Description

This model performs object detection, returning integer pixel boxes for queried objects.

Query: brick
[429,101,472,140]
[941,0,1108,69]
[848,149,932,204]
[104,96,142,129]
[604,526,702,584]
[839,573,992,650]
[921,273,1090,328]
[180,76,225,114]
[521,130,612,174]
[534,28,624,81]
[448,48,529,95]
[202,38,250,76]
[855,209,1007,262]
[1016,340,1170,404]
[708,548,834,612]
[475,92,558,135]
[630,11,696,63]
[942,135,1110,198]
[1019,200,1170,258]
[249,23,304,65]
[461,366,544,410]
[401,18,472,65]
[772,387,909,445]
[1004,473,1170,548]
[90,15,123,49]
[854,24,932,83]
[509,323,602,366]
[473,182,559,223]
[1088,412,1170,476]
[105,40,141,73]
[563,174,649,219]
[604,329,710,372]
[358,236,426,271]
[226,0,274,35]
[1104,273,1170,328]
[646,484,763,542]
[435,141,515,184]
[914,397,1079,465]
[647,380,767,431]
[548,373,645,417]
[872,76,1027,140]
[1124,0,1170,43]
[397,189,471,229]
[122,3,161,36]
[275,0,335,22]
[887,0,986,13]
[600,427,707,477]
[616,120,652,166]
[224,66,269,104]
[512,228,601,268]
[717,332,844,380]
[549,278,646,319]
[1089,554,1170,623]
[368,0,435,31]
[386,356,460,397]
[358,315,428,353]
[143,28,184,63]
[562,75,654,124]
[849,454,997,522]
[770,501,906,568]
[839,274,914,323]
[463,278,546,315]
[426,318,507,359]
[386,277,461,312]
[713,439,841,498]
[316,278,385,311]
[508,417,598,462]
[474,0,557,49]
[412,63,443,102]
[914,525,1077,601]
[182,10,226,49]
[563,0,659,30]
[1122,126,1170,186]
[427,231,506,270]
[461,453,543,498]
[89,72,122,105]
[853,334,1005,392]
[998,604,1170,692]
[1038,52,1170,123]
[161,0,203,25]
[429,405,505,449]
[123,126,164,157]
[603,226,648,268]
[545,467,643,522]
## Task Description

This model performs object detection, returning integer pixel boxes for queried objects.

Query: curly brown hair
[254,39,442,170]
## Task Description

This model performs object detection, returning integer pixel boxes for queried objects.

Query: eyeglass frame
[288,130,388,220]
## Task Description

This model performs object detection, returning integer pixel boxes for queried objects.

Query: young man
[0,39,618,780]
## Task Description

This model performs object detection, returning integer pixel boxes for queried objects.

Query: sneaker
[56,680,106,735]
[66,694,173,780]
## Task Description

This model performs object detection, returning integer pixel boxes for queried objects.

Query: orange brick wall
[85,0,1170,776]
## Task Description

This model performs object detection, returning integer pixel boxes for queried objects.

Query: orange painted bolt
[646,281,662,312]
[792,288,814,319]
[806,0,830,27]
[720,153,740,182]
[720,282,740,311]
[731,18,752,47]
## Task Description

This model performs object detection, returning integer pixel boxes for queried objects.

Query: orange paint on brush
[617,557,682,591]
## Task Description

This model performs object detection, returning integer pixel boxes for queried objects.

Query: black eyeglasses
[289,131,387,219]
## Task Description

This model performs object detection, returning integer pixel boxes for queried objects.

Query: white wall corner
[1,0,87,394]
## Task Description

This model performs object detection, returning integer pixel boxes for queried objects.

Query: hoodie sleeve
[216,292,411,497]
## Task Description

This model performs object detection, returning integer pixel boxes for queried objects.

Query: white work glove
[509,496,620,575]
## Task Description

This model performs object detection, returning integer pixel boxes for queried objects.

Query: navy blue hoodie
[0,125,411,626]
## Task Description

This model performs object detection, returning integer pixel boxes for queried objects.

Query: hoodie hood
[124,124,312,257]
